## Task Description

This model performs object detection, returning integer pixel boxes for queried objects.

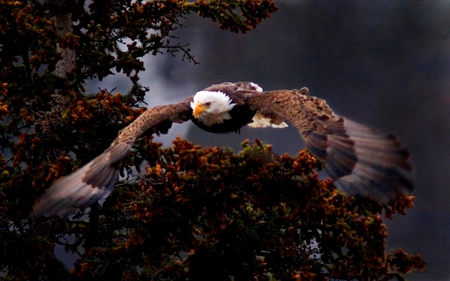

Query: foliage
[65,138,425,281]
[0,0,425,280]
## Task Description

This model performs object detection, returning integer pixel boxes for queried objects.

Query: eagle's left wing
[243,88,413,203]
[32,98,193,218]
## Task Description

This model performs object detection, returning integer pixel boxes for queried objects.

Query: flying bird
[32,82,413,217]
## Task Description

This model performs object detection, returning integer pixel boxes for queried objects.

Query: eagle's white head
[190,91,236,126]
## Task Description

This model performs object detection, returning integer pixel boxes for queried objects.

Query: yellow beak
[193,103,207,118]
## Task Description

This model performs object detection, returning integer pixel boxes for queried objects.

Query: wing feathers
[32,100,193,217]
[32,148,121,217]
[326,143,358,175]
[244,89,413,203]
[304,132,329,159]
[318,118,413,203]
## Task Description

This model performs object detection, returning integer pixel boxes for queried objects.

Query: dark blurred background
[89,1,450,280]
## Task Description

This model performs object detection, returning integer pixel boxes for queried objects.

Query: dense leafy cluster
[0,0,425,280]
[36,138,424,280]
[0,0,278,83]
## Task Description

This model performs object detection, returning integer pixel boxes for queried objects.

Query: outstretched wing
[244,88,413,203]
[32,98,193,217]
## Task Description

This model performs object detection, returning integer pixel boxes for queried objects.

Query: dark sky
[91,1,450,280]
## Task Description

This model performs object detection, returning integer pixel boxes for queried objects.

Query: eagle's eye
[204,102,211,106]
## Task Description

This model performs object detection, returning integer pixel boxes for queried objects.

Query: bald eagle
[32,82,413,217]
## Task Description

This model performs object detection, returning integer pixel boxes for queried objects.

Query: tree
[0,0,425,280]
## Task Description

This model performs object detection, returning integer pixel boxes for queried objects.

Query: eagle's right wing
[32,98,193,218]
